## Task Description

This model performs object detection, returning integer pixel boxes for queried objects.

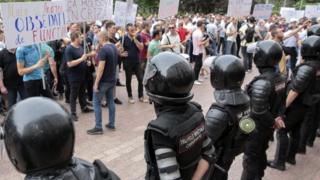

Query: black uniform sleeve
[250,79,275,126]
[291,65,316,93]
[205,108,229,143]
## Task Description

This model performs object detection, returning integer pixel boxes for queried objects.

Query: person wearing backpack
[239,16,257,72]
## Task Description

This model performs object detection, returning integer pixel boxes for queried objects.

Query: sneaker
[105,124,116,131]
[114,98,123,105]
[194,80,202,85]
[198,79,204,82]
[87,127,103,135]
[128,97,135,104]
[71,114,78,122]
[82,107,93,113]
[102,102,108,107]
[139,97,149,103]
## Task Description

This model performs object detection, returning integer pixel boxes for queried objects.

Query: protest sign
[227,0,252,17]
[252,4,274,20]
[66,0,113,23]
[0,1,68,49]
[295,10,305,20]
[305,5,320,18]
[158,0,180,19]
[113,1,138,27]
[280,7,296,22]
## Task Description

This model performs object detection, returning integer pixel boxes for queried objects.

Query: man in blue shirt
[65,31,93,121]
[87,31,118,135]
[16,44,53,98]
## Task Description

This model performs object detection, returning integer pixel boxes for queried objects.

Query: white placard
[113,1,138,27]
[0,1,68,49]
[280,7,296,22]
[252,4,274,20]
[227,0,252,17]
[305,5,320,18]
[66,0,113,23]
[295,10,305,20]
[158,0,180,19]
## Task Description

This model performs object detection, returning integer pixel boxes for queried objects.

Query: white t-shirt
[283,30,298,47]
[192,29,204,56]
[226,23,237,42]
[161,32,181,53]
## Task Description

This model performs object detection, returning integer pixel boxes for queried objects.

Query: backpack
[245,25,255,43]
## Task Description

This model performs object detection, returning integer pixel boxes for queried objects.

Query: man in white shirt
[161,23,182,54]
[192,21,208,85]
[225,17,238,55]
[217,16,226,54]
[283,19,299,70]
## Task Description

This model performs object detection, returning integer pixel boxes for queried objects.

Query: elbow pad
[291,65,315,93]
[250,79,272,115]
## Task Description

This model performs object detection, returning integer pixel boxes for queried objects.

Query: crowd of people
[0,11,320,180]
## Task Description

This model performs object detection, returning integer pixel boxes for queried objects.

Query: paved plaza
[1,69,320,180]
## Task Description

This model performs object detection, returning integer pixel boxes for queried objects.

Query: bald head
[98,30,109,44]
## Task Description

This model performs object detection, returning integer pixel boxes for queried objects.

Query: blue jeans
[226,40,237,56]
[93,82,115,129]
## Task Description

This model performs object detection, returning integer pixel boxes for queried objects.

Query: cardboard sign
[227,0,252,17]
[252,4,274,20]
[158,0,180,19]
[0,1,68,48]
[305,5,320,18]
[113,1,138,27]
[280,7,296,22]
[66,0,113,23]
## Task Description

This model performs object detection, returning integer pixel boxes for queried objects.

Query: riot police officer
[205,55,253,180]
[241,40,287,180]
[268,36,320,170]
[0,97,120,180]
[143,52,215,180]
[299,24,320,152]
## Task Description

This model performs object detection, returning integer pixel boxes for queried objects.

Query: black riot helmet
[3,97,74,174]
[301,36,320,61]
[143,52,195,105]
[210,55,249,105]
[254,40,283,69]
[210,55,245,90]
[307,24,320,37]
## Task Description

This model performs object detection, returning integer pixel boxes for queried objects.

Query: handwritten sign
[158,0,180,19]
[227,0,252,17]
[305,5,320,18]
[66,0,113,23]
[280,7,296,22]
[0,1,68,49]
[295,10,305,20]
[252,4,274,20]
[113,1,138,27]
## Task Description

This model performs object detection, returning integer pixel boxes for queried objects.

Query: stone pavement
[1,69,320,180]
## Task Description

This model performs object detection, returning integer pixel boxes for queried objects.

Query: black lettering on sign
[178,123,205,154]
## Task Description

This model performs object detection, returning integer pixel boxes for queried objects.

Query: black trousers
[241,46,253,71]
[287,47,298,70]
[194,54,203,81]
[273,101,308,164]
[24,79,54,98]
[70,81,87,114]
[124,63,143,98]
[63,75,70,101]
[299,102,320,149]
[218,37,226,54]
[241,127,273,180]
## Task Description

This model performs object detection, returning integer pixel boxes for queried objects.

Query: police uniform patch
[178,123,205,154]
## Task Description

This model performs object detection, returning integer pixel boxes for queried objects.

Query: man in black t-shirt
[87,31,118,135]
[65,32,94,121]
[0,48,27,108]
[121,23,147,104]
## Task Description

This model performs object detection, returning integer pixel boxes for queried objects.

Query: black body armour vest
[144,102,205,180]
